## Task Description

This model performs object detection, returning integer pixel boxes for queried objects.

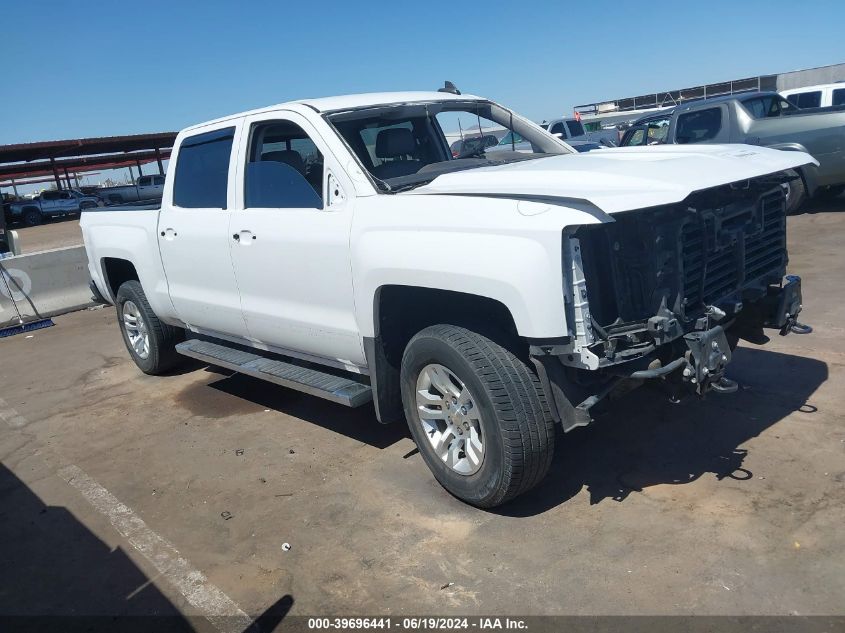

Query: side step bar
[175,339,373,407]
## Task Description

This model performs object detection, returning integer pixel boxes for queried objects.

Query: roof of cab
[673,91,781,113]
[182,91,484,132]
[297,91,482,112]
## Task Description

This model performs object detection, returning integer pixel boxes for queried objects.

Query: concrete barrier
[0,245,95,329]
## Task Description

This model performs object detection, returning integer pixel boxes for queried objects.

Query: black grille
[682,190,786,308]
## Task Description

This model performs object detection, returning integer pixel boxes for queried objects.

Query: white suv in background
[781,83,845,109]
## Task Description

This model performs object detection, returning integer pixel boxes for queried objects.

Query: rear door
[228,110,364,366]
[157,122,250,339]
[60,191,77,212]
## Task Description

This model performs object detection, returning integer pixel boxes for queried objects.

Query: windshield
[326,100,568,191]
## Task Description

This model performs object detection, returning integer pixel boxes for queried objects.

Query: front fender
[356,231,565,338]
[350,196,602,339]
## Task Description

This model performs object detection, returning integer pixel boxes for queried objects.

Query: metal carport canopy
[0,132,177,191]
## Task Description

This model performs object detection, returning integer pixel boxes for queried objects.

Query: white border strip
[58,464,253,633]
[1,395,252,633]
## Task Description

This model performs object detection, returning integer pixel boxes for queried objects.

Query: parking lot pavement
[1,207,844,624]
[9,216,83,254]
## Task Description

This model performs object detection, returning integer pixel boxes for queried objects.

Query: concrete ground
[10,215,84,254]
[1,202,844,626]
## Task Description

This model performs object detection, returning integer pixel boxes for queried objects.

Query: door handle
[161,228,177,240]
[233,230,256,243]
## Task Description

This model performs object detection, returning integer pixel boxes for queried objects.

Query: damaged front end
[532,177,807,431]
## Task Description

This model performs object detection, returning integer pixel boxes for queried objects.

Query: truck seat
[372,128,421,179]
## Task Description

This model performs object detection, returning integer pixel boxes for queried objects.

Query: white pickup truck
[545,117,619,146]
[82,90,813,507]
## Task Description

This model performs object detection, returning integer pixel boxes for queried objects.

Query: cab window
[245,120,324,209]
[623,128,646,146]
[786,91,821,109]
[497,131,525,145]
[741,96,779,118]
[566,120,584,137]
[549,122,565,135]
[646,121,670,144]
[173,127,235,209]
[676,107,722,144]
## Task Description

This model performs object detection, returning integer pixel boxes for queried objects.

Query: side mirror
[553,132,564,139]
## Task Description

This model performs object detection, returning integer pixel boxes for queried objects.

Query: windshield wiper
[371,175,392,192]
[390,179,434,193]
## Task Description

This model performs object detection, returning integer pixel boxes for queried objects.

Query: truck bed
[83,200,161,212]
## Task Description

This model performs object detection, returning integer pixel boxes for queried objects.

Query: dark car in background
[7,189,100,226]
[450,133,502,158]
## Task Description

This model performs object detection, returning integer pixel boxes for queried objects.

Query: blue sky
[2,0,843,145]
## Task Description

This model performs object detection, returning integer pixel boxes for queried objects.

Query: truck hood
[411,144,817,214]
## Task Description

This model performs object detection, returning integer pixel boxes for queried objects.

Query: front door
[228,111,364,366]
[157,123,249,339]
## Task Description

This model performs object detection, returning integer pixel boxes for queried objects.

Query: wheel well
[22,205,40,214]
[375,286,522,370]
[102,258,139,298]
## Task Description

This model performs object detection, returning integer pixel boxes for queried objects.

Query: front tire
[784,170,806,215]
[400,325,554,508]
[115,280,183,375]
[22,208,43,226]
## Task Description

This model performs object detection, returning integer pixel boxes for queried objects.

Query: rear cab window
[173,127,235,208]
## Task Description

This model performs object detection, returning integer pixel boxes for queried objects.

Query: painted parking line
[59,464,253,633]
[1,398,253,633]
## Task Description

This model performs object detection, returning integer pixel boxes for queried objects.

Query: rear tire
[400,324,554,508]
[23,208,43,226]
[115,280,183,375]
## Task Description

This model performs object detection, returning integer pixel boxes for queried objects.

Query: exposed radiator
[682,189,786,308]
